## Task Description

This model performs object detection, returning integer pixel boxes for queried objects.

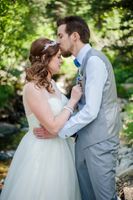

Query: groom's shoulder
[90,47,104,55]
[88,47,108,60]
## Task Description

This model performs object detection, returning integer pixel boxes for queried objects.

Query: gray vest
[76,48,121,148]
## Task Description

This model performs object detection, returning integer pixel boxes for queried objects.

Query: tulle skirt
[0,131,81,200]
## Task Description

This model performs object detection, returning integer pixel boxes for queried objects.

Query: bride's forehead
[56,50,61,56]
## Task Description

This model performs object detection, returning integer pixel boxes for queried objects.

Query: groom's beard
[60,49,72,58]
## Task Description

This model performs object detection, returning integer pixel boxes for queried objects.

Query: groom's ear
[71,32,80,41]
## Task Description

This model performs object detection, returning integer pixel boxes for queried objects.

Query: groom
[34,16,121,200]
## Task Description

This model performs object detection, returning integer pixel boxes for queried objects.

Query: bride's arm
[24,83,81,135]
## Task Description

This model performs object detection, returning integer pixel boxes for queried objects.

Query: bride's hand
[70,84,83,105]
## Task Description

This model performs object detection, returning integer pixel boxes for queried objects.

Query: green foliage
[124,122,133,142]
[88,0,133,89]
[0,85,14,108]
[116,84,133,99]
[1,0,35,66]
[117,85,129,98]
[0,0,53,114]
[114,67,133,85]
[122,103,133,144]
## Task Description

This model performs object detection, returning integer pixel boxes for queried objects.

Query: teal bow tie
[73,58,81,68]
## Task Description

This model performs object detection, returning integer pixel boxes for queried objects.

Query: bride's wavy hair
[25,38,60,93]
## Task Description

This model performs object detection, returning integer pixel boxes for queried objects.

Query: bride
[0,38,82,200]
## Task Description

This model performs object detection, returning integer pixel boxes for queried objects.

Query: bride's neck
[47,72,52,82]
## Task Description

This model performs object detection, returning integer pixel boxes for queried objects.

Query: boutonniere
[76,70,83,87]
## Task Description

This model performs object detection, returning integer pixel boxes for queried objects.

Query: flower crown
[43,41,58,51]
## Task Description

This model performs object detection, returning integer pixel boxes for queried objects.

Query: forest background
[0,0,133,154]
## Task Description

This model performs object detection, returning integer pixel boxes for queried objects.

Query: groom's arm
[58,56,108,139]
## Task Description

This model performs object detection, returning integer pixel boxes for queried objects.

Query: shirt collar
[76,43,91,65]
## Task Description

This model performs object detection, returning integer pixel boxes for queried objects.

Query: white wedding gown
[0,93,81,200]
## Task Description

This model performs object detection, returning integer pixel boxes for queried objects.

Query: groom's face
[57,24,72,57]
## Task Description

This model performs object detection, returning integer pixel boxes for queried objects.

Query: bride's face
[48,50,62,75]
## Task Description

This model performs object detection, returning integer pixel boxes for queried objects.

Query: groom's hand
[33,127,56,139]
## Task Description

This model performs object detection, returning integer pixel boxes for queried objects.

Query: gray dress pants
[75,136,119,200]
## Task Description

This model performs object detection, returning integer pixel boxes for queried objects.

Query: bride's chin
[55,68,60,74]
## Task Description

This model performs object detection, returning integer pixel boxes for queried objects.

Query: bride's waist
[26,130,74,144]
[27,130,61,141]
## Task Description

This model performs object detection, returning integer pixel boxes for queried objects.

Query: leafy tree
[88,0,133,85]
[0,0,54,121]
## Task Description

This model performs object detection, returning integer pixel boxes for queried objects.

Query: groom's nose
[56,38,61,45]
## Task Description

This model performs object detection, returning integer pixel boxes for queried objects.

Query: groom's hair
[57,16,90,43]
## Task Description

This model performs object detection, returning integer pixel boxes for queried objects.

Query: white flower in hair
[43,41,58,51]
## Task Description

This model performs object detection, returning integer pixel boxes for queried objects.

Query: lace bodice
[26,94,68,131]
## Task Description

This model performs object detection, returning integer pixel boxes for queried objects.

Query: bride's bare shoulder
[24,82,40,91]
[23,82,48,99]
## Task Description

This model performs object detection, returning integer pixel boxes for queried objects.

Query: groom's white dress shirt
[58,44,108,139]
